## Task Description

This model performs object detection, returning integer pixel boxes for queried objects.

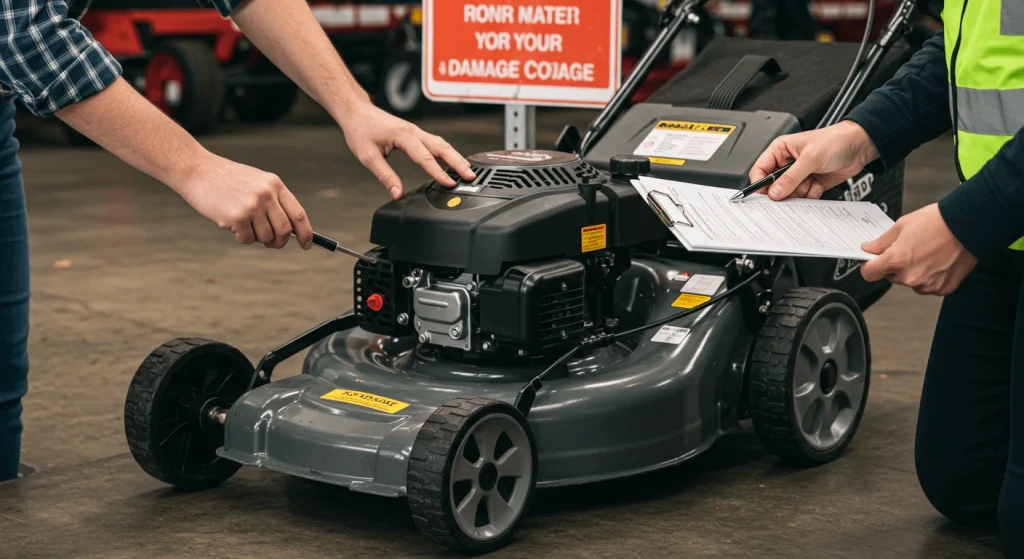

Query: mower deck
[218,258,750,494]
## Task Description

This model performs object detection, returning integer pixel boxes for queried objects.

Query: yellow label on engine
[653,121,736,134]
[320,389,410,414]
[648,157,686,166]
[671,293,712,309]
[447,196,462,208]
[581,224,607,253]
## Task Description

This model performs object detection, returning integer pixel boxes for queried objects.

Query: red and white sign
[423,0,623,107]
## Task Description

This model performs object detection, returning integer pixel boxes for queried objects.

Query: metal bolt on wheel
[407,397,537,554]
[748,287,871,466]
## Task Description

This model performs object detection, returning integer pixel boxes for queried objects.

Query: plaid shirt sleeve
[0,0,122,117]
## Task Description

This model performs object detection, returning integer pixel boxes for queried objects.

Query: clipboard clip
[647,190,694,229]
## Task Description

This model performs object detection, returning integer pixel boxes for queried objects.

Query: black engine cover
[368,150,666,275]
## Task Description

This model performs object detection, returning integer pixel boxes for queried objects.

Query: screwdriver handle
[311,232,339,252]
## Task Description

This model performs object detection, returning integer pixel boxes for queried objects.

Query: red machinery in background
[55,0,931,145]
[61,0,420,143]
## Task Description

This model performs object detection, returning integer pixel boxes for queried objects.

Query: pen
[729,162,794,202]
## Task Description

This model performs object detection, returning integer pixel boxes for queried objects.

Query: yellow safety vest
[943,0,1024,249]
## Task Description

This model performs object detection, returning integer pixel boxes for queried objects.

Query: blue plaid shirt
[0,0,236,117]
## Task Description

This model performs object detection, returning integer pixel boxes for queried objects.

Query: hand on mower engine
[338,101,476,199]
[749,121,880,200]
[177,153,314,250]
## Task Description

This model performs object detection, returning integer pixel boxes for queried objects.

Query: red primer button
[366,293,384,312]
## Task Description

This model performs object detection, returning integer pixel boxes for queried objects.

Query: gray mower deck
[0,379,1000,559]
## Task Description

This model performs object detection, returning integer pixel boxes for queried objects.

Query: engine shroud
[354,149,668,357]
[368,150,666,275]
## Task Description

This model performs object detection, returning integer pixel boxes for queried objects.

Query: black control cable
[817,0,877,128]
[514,268,763,415]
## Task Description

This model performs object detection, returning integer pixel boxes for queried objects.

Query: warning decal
[320,389,411,414]
[671,293,712,309]
[648,157,685,166]
[653,121,735,134]
[634,120,736,162]
[423,0,621,107]
[652,325,690,345]
[581,224,607,253]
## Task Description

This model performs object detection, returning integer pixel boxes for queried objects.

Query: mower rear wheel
[144,40,225,135]
[748,288,870,466]
[407,397,537,554]
[124,338,254,491]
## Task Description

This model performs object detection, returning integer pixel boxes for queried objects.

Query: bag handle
[708,55,786,110]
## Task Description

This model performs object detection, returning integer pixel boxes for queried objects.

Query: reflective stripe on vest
[942,0,1024,249]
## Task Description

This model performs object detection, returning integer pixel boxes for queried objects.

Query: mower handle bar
[579,0,710,156]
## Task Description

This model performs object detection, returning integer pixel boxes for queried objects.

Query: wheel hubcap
[478,463,499,491]
[145,53,185,114]
[155,354,246,473]
[819,360,838,395]
[793,302,867,451]
[449,414,532,542]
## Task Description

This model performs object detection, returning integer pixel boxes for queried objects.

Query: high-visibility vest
[942,0,1024,249]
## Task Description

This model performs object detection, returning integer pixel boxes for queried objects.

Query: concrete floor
[0,98,1003,558]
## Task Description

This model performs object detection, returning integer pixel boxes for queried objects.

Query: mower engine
[352,150,667,359]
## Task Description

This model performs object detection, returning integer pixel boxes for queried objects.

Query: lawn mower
[123,0,923,553]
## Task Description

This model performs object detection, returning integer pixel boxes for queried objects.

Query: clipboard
[647,190,694,228]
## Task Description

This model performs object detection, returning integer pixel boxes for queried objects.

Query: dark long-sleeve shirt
[845,30,1024,260]
[0,0,237,117]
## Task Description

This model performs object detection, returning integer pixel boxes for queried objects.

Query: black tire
[377,51,429,118]
[144,40,225,135]
[748,288,871,466]
[124,338,254,491]
[229,82,299,123]
[407,397,537,554]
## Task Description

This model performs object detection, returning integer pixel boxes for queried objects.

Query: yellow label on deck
[671,293,712,309]
[320,389,410,414]
[648,157,685,166]
[581,224,607,253]
[654,121,736,134]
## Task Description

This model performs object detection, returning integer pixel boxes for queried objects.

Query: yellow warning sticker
[671,293,712,309]
[581,224,607,253]
[320,389,410,414]
[447,196,462,208]
[648,157,685,166]
[653,121,736,134]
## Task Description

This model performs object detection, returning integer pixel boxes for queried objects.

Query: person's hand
[749,121,880,200]
[176,154,314,250]
[860,204,978,295]
[338,101,475,199]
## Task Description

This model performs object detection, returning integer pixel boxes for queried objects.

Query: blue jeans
[0,97,27,482]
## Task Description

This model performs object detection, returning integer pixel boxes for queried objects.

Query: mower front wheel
[407,397,537,554]
[124,338,254,491]
[748,288,871,466]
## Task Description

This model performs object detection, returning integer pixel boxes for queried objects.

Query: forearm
[55,78,212,193]
[938,129,1024,260]
[844,31,951,172]
[230,0,370,123]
